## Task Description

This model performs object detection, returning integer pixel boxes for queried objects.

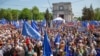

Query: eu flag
[0,18,7,24]
[43,31,52,56]
[12,21,20,28]
[64,44,70,56]
[22,22,41,40]
[31,21,39,32]
[41,19,46,27]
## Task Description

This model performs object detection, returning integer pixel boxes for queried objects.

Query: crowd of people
[0,22,100,56]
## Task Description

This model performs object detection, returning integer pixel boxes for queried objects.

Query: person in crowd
[34,41,42,56]
[0,40,3,56]
[0,21,99,56]
[27,43,34,56]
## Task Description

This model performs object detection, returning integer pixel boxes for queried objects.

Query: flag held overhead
[43,31,53,56]
[22,21,41,40]
[31,21,39,32]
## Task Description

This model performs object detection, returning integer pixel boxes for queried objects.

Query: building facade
[53,2,73,21]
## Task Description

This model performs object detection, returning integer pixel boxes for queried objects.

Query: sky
[0,0,100,17]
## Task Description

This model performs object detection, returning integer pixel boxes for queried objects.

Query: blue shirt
[96,48,100,56]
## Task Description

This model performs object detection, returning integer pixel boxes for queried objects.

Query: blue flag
[12,21,20,28]
[56,23,59,28]
[32,20,37,25]
[64,44,70,56]
[43,31,52,56]
[82,21,88,27]
[54,33,61,45]
[96,48,100,56]
[20,19,24,24]
[0,18,7,24]
[19,19,24,28]
[22,21,28,36]
[41,19,46,27]
[22,22,41,40]
[90,21,98,26]
[53,20,62,28]
[31,21,39,32]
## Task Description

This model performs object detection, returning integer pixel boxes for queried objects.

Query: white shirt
[91,48,97,55]
[0,50,3,56]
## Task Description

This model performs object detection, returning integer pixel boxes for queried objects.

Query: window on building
[59,6,64,10]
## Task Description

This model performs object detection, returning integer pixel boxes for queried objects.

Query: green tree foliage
[90,5,94,20]
[82,7,90,20]
[32,6,40,20]
[44,9,52,27]
[11,10,19,20]
[19,8,32,20]
[5,10,12,21]
[49,13,53,20]
[94,8,100,20]
[44,9,52,21]
[38,12,44,20]
[0,6,50,21]
[0,9,7,19]
[82,5,94,21]
[77,17,82,21]
[45,9,50,21]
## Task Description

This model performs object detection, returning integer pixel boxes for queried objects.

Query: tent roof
[53,17,65,21]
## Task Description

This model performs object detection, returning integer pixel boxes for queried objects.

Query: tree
[32,6,40,20]
[90,5,94,20]
[45,9,50,21]
[77,17,82,21]
[11,10,19,20]
[45,9,51,27]
[82,7,90,20]
[5,9,12,21]
[82,5,94,21]
[19,8,32,20]
[0,7,47,21]
[94,8,100,20]
[49,13,53,20]
[38,12,44,20]
[0,9,7,19]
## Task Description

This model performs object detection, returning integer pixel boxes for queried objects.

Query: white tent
[53,17,65,23]
[53,17,64,21]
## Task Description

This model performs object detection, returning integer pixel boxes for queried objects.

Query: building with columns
[52,2,73,21]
